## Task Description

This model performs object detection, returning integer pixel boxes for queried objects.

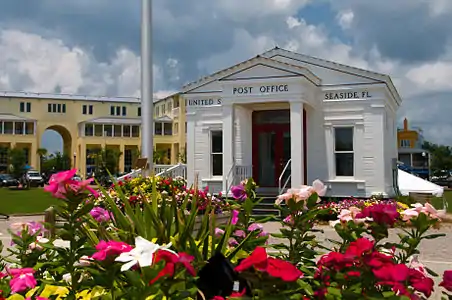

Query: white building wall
[234,105,252,167]
[305,104,328,184]
[363,105,386,196]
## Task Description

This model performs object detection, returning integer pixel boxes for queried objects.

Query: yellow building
[397,117,430,178]
[0,91,186,178]
[397,118,420,149]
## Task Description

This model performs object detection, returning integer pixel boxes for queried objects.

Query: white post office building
[182,47,402,198]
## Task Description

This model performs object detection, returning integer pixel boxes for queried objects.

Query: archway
[40,125,73,173]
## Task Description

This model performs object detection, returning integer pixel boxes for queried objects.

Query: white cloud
[217,0,310,21]
[0,29,167,98]
[427,0,452,16]
[336,10,354,29]
[406,61,452,91]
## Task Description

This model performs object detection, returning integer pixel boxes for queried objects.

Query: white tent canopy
[398,169,444,197]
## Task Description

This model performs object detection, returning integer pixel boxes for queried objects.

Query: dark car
[0,174,19,187]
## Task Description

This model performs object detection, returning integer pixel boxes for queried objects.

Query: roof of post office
[181,47,402,105]
[182,54,321,93]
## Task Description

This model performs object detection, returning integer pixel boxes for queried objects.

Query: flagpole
[141,0,154,175]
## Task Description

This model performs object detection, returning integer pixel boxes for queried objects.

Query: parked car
[71,175,82,181]
[26,170,45,187]
[0,174,19,187]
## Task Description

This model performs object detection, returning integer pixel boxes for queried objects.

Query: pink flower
[258,230,269,238]
[92,240,133,261]
[231,184,246,201]
[275,180,326,205]
[401,203,440,221]
[231,210,239,225]
[214,228,225,237]
[283,215,294,225]
[248,223,263,232]
[44,169,99,198]
[228,238,239,246]
[90,207,111,222]
[337,207,369,224]
[234,230,246,238]
[26,297,49,300]
[8,268,37,293]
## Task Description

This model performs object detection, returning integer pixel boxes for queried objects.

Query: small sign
[232,84,289,95]
[324,90,371,100]
[134,158,148,170]
[187,98,222,107]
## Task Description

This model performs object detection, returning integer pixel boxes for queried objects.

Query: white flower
[29,236,50,250]
[75,255,93,267]
[62,273,72,283]
[114,236,175,272]
[53,239,70,249]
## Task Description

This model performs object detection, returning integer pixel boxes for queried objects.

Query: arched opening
[40,125,73,174]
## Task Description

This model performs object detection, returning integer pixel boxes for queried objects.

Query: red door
[252,124,290,187]
[252,109,307,187]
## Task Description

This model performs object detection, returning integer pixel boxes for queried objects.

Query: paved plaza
[0,217,450,298]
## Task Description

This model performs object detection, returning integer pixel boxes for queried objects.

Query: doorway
[252,110,291,187]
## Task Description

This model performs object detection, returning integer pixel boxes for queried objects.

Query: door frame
[251,109,307,187]
[252,123,290,187]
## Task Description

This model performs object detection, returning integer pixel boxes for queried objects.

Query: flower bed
[317,197,410,222]
[93,175,229,215]
[0,170,451,299]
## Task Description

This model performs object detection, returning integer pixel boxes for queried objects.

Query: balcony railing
[225,164,253,195]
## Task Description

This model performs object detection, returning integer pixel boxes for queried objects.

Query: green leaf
[422,233,446,240]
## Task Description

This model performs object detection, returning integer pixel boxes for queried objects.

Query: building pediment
[182,47,401,107]
[183,56,320,95]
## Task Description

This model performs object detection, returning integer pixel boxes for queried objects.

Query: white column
[222,104,234,193]
[23,122,26,135]
[290,101,304,188]
[186,113,196,187]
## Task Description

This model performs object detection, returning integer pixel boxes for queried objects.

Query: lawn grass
[0,188,60,215]
[428,190,452,214]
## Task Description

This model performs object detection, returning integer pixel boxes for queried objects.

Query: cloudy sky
[1,0,452,153]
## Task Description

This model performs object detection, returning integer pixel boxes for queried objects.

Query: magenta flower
[8,268,37,293]
[92,240,133,261]
[44,169,99,198]
[231,210,239,225]
[231,185,246,201]
[228,238,239,246]
[248,223,263,232]
[90,207,111,222]
[214,228,225,237]
[234,230,246,238]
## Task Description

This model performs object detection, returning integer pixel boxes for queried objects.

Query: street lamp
[141,0,154,175]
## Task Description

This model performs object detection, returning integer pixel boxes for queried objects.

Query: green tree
[9,147,26,178]
[36,148,48,172]
[178,147,187,164]
[422,141,452,174]
[41,152,71,173]
[153,149,168,164]
[90,148,123,175]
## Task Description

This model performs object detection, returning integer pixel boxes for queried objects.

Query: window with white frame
[400,139,411,148]
[334,127,354,176]
[211,130,223,176]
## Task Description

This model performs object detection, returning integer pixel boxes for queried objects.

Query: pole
[141,0,154,175]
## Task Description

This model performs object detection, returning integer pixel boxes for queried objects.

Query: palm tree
[36,148,47,172]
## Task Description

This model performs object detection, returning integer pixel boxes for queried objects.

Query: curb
[6,213,45,217]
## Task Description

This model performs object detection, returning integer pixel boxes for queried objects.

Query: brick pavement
[0,217,450,298]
